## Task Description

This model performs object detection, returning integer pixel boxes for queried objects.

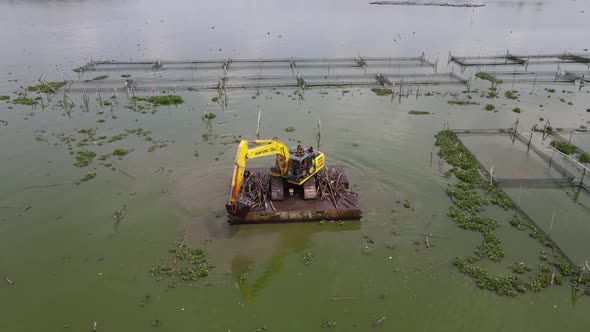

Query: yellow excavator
[225,139,325,216]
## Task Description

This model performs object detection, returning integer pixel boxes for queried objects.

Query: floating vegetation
[112,149,129,156]
[97,119,105,123]
[504,90,519,100]
[93,75,109,81]
[203,112,216,119]
[454,258,524,297]
[362,234,376,255]
[27,81,65,94]
[76,172,96,185]
[371,87,393,96]
[13,96,37,105]
[579,152,590,164]
[112,204,127,235]
[475,72,502,84]
[284,126,296,132]
[187,87,197,91]
[484,104,496,111]
[0,95,9,101]
[132,95,184,106]
[103,100,112,106]
[509,262,532,274]
[121,74,131,78]
[512,107,522,114]
[509,215,527,231]
[550,256,573,276]
[447,186,488,214]
[408,110,431,115]
[549,140,575,155]
[107,128,152,143]
[402,199,412,208]
[547,88,556,93]
[447,99,479,106]
[302,253,314,265]
[150,240,213,282]
[74,150,96,167]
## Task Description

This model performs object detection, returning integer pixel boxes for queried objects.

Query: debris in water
[5,276,15,285]
[321,321,336,328]
[373,316,386,326]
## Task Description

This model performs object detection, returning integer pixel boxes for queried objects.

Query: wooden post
[256,108,261,140]
[527,132,533,153]
[549,208,555,237]
[316,120,322,148]
[490,165,494,186]
[568,131,573,144]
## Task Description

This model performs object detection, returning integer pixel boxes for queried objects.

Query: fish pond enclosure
[446,126,590,263]
[66,55,466,92]
[2,0,590,331]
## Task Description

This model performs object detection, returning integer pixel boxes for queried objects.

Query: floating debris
[301,252,314,265]
[408,110,431,115]
[321,321,336,328]
[75,172,96,185]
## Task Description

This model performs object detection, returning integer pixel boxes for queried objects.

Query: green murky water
[1,1,590,331]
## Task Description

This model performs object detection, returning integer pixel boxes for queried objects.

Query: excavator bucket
[225,200,252,217]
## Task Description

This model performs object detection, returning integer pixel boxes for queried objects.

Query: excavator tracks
[303,176,317,200]
[270,176,284,201]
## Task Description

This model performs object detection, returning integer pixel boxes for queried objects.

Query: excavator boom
[226,140,291,215]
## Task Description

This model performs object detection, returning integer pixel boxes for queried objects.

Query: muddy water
[1,0,590,331]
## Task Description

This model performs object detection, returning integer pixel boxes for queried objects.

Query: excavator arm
[226,139,290,215]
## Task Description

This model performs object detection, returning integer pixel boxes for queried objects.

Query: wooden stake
[330,297,359,301]
[256,108,261,140]
[373,316,386,326]
[549,208,555,237]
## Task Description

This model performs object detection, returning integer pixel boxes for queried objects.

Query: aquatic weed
[371,87,392,96]
[408,110,431,115]
[27,81,65,94]
[93,75,109,81]
[549,140,575,155]
[74,150,96,167]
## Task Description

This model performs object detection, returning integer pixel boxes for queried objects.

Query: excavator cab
[226,140,325,216]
